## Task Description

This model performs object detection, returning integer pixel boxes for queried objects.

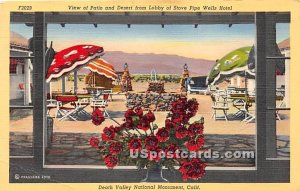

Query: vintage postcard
[0,0,300,190]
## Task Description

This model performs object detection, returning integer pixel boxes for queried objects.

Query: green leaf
[132,116,140,126]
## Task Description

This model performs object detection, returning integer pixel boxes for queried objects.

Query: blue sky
[10,23,289,60]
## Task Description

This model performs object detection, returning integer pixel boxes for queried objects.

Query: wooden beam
[11,12,290,24]
[9,12,253,24]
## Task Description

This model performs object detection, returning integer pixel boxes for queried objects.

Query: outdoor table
[86,86,106,93]
[76,94,93,99]
[85,87,113,99]
[228,93,247,97]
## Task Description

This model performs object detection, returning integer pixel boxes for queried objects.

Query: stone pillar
[121,63,133,91]
[180,65,189,92]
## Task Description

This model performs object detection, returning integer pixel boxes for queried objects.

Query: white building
[278,38,290,107]
[10,31,33,105]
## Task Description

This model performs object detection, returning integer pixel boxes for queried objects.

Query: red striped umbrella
[85,58,117,80]
[46,44,104,82]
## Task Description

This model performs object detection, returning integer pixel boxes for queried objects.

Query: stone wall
[9,132,290,166]
[126,93,181,111]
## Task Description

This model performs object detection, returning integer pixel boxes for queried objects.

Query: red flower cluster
[104,154,118,168]
[175,125,188,138]
[89,137,105,150]
[165,119,176,129]
[137,117,151,131]
[186,137,205,151]
[165,144,178,158]
[145,136,159,150]
[188,123,204,136]
[128,138,142,152]
[123,108,155,131]
[89,96,206,181]
[156,128,170,142]
[89,137,99,147]
[91,108,105,126]
[179,158,206,181]
[109,142,123,155]
[102,126,116,141]
[170,97,198,124]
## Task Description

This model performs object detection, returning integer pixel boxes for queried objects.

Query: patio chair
[232,99,247,118]
[211,93,229,121]
[208,85,218,94]
[103,93,111,101]
[241,96,255,123]
[102,89,113,101]
[55,95,87,121]
[90,98,110,118]
[47,99,58,116]
[70,98,91,117]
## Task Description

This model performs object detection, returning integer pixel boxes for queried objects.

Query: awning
[85,58,117,80]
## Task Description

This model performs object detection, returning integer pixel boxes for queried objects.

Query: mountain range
[80,51,215,76]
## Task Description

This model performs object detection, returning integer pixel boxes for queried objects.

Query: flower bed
[147,81,165,93]
[126,92,182,111]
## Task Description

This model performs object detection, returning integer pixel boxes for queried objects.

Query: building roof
[10,31,28,49]
[278,38,290,50]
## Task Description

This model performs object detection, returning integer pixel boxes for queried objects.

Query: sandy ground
[10,82,290,136]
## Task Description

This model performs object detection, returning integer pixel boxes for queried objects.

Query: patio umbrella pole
[74,71,77,95]
[62,76,66,95]
[93,71,95,87]
[49,82,52,99]
[245,70,248,95]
